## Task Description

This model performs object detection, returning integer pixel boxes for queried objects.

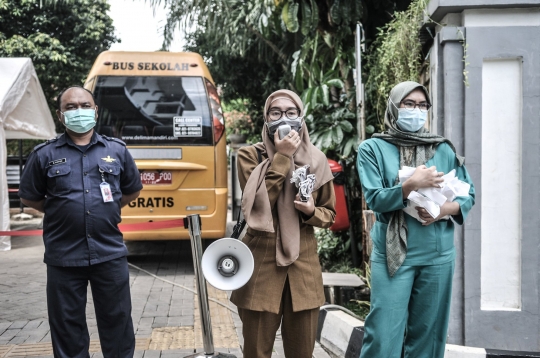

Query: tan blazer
[230,145,336,314]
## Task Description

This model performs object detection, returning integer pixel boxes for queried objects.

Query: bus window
[93,76,213,146]
[85,51,228,240]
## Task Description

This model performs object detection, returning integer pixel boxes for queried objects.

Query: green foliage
[174,0,415,150]
[316,228,351,271]
[222,99,260,144]
[326,258,363,277]
[351,264,371,319]
[0,0,118,135]
[184,27,281,142]
[305,96,358,159]
[344,301,370,320]
[224,110,254,137]
[317,228,371,318]
[163,0,413,269]
[221,98,250,113]
[6,139,44,157]
[364,0,429,132]
[282,1,299,33]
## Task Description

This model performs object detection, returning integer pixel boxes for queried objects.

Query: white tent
[0,58,57,251]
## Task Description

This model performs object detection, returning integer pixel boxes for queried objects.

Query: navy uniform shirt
[19,132,143,267]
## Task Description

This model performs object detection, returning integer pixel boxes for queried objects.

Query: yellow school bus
[84,51,227,240]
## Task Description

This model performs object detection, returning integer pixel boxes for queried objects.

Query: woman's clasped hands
[407,165,444,190]
[403,165,460,226]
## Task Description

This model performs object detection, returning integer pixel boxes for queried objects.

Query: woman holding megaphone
[230,89,336,358]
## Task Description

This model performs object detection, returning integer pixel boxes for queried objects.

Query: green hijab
[373,81,464,276]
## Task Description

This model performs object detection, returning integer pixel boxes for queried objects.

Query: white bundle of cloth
[399,166,470,223]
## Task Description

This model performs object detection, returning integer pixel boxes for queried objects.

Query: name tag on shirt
[48,158,66,167]
[100,182,114,202]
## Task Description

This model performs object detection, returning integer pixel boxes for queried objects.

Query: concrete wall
[428,3,540,351]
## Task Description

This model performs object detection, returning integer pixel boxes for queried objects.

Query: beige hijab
[241,89,334,266]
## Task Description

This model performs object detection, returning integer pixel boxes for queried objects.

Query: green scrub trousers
[360,261,455,358]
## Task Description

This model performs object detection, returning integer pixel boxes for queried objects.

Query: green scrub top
[357,138,475,266]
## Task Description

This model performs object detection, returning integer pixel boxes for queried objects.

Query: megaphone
[202,238,254,291]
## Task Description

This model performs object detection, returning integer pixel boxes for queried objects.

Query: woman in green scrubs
[357,81,475,358]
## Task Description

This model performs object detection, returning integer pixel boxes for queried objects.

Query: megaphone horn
[202,238,254,291]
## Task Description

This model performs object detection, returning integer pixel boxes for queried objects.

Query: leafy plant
[351,264,371,319]
[222,98,261,144]
[0,0,117,154]
[6,139,44,157]
[305,97,358,159]
[316,228,351,271]
[365,0,429,132]
[157,0,415,270]
[224,110,254,137]
[317,232,371,318]
[0,0,117,126]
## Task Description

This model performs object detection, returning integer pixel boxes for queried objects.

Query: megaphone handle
[231,219,246,240]
[231,188,247,240]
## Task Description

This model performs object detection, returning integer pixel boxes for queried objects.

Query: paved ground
[0,221,331,357]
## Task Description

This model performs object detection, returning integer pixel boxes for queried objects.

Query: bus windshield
[93,76,213,146]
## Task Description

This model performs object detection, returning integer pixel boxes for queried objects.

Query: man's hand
[294,194,315,217]
[121,191,140,208]
[415,201,460,226]
[274,130,300,158]
[20,198,45,213]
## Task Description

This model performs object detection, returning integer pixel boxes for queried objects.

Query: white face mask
[396,108,427,132]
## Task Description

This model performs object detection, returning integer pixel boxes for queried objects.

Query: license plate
[140,171,172,185]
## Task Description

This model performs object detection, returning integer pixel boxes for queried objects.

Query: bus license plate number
[140,171,172,185]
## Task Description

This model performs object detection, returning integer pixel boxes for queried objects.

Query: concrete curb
[316,307,540,358]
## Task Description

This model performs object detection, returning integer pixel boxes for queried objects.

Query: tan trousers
[237,278,320,358]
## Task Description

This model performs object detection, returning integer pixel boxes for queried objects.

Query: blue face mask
[396,108,427,132]
[62,108,96,133]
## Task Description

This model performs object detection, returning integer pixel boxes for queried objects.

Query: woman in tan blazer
[230,89,336,358]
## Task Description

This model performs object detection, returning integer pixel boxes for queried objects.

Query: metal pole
[342,165,360,267]
[355,23,366,142]
[184,215,236,358]
[18,139,23,213]
[355,22,369,269]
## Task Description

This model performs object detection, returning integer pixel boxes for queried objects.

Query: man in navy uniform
[19,86,142,358]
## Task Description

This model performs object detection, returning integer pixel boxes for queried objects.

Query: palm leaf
[321,84,330,106]
[326,78,344,89]
[282,0,299,33]
[300,0,312,36]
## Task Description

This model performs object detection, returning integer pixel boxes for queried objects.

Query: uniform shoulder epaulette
[101,135,126,146]
[31,136,59,153]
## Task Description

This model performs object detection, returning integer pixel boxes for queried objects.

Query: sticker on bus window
[173,117,203,137]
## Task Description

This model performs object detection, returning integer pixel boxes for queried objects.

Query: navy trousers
[46,256,135,358]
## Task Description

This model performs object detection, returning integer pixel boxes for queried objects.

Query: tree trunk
[339,57,356,110]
